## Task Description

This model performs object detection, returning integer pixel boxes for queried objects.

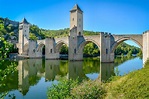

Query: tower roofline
[20,18,29,24]
[70,4,83,12]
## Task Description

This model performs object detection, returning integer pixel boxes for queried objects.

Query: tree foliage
[83,42,99,57]
[0,37,13,58]
[0,18,18,41]
[60,44,68,54]
[114,42,141,56]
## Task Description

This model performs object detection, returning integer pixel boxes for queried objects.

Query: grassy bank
[105,62,149,99]
[47,61,149,99]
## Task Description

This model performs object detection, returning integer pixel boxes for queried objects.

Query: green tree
[0,37,13,58]
[60,44,68,54]
[114,42,141,56]
[83,42,99,57]
[29,33,38,40]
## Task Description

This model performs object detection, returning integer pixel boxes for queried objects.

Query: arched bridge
[19,29,148,64]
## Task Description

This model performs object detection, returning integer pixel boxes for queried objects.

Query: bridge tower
[69,4,84,60]
[18,18,30,55]
[70,4,83,36]
[45,38,60,59]
[100,33,115,62]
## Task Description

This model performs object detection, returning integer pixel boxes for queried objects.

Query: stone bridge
[17,28,147,63]
[17,4,149,64]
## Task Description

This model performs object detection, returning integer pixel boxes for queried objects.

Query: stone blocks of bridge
[45,38,60,59]
[68,27,84,61]
[100,32,114,63]
[28,40,42,58]
[143,31,149,64]
[28,40,37,58]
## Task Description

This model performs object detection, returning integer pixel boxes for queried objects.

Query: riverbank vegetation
[105,63,149,98]
[47,79,106,99]
[47,60,149,99]
[0,36,17,98]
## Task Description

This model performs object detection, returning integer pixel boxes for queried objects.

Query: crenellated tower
[70,4,83,36]
[69,4,84,60]
[18,18,30,55]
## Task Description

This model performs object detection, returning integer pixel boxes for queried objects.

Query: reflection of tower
[18,18,30,55]
[18,59,43,95]
[68,61,84,79]
[35,59,43,70]
[18,60,29,96]
[45,60,60,81]
[28,59,38,76]
[99,63,115,82]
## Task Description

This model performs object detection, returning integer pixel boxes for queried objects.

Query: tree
[29,33,38,40]
[60,44,68,54]
[0,37,13,58]
[114,42,141,56]
[83,42,99,57]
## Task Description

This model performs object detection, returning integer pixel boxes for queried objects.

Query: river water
[0,56,142,99]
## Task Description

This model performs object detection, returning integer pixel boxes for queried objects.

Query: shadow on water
[0,56,142,98]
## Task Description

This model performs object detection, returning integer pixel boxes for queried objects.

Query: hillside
[29,25,100,40]
[0,17,19,44]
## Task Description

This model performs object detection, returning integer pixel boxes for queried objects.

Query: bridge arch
[111,37,143,53]
[37,42,45,52]
[78,39,100,54]
[55,40,68,53]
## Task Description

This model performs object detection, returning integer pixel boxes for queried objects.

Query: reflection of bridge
[2,56,135,96]
[17,4,148,63]
[17,59,115,95]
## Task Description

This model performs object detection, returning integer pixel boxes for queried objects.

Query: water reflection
[18,59,43,95]
[100,63,115,81]
[1,57,142,98]
[68,61,85,80]
[45,60,60,81]
[16,59,116,95]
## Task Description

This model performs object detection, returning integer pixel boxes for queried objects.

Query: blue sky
[1,0,149,47]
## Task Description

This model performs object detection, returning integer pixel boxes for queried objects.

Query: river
[0,56,142,99]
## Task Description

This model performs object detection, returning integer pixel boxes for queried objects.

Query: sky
[1,0,149,47]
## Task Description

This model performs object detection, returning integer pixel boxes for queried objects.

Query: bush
[47,79,79,99]
[71,80,106,99]
[47,79,106,99]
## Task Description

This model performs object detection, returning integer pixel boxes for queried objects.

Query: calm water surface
[0,56,142,99]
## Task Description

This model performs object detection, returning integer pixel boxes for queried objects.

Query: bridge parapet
[113,34,142,41]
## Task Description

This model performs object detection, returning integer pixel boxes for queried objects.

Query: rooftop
[20,18,29,24]
[70,4,83,12]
